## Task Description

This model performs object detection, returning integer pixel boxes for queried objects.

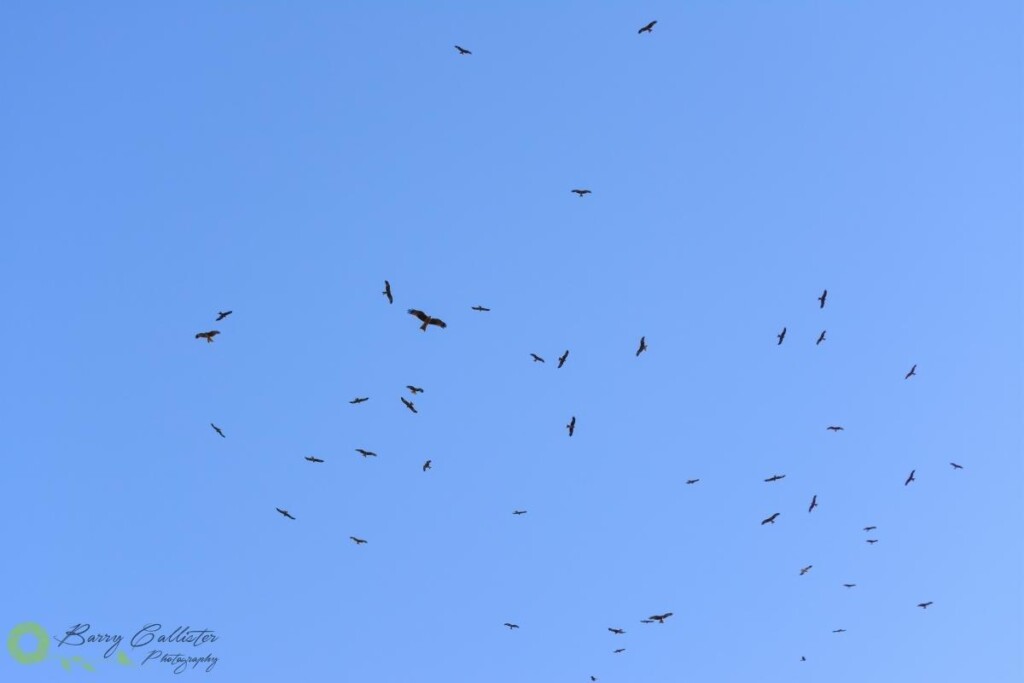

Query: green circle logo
[7,622,49,664]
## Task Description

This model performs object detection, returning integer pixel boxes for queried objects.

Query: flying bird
[422,460,431,472]
[801,657,806,662]
[215,310,232,321]
[613,648,626,654]
[816,330,827,345]
[567,416,576,436]
[918,602,934,609]
[401,397,418,413]
[777,327,786,345]
[764,474,786,483]
[407,385,424,394]
[762,513,780,525]
[571,189,591,196]
[640,620,655,624]
[818,289,828,308]
[195,330,220,343]
[455,45,472,55]
[827,425,844,431]
[591,678,598,682]
[275,508,295,520]
[608,628,625,635]
[905,469,916,486]
[863,526,877,532]
[843,584,857,588]
[648,613,673,623]
[471,305,490,312]
[686,479,700,485]
[304,456,324,463]
[832,629,846,634]
[636,336,647,356]
[808,495,818,513]
[355,449,377,458]
[503,623,519,630]
[530,353,545,363]
[512,510,527,515]
[866,539,878,544]
[558,350,569,368]
[800,565,813,576]
[950,462,963,470]
[210,423,225,438]
[638,20,657,34]
[350,397,369,404]
[350,536,368,545]
[407,309,447,331]
[904,364,917,379]
[382,280,393,304]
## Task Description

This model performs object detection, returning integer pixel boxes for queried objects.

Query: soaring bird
[638,20,657,34]
[455,45,472,55]
[917,602,933,609]
[808,495,818,513]
[640,620,655,624]
[905,364,917,379]
[764,474,786,483]
[558,350,569,368]
[304,456,324,463]
[401,397,418,413]
[686,478,700,485]
[355,449,377,458]
[571,189,592,196]
[350,536,368,545]
[801,657,806,662]
[950,462,963,470]
[591,678,598,682]
[471,305,490,312]
[648,613,673,623]
[777,327,786,345]
[800,565,813,576]
[382,280,393,304]
[843,584,857,588]
[866,539,879,544]
[350,397,369,404]
[863,526,877,532]
[276,508,295,520]
[407,309,447,331]
[512,510,527,515]
[613,648,626,654]
[816,330,827,345]
[504,623,519,630]
[530,353,545,363]
[407,385,424,394]
[608,628,625,635]
[423,459,432,472]
[905,469,916,486]
[636,336,647,356]
[210,423,225,438]
[195,330,220,343]
[215,310,232,321]
[827,425,844,432]
[567,416,576,436]
[762,513,780,525]
[832,629,846,634]
[818,289,828,308]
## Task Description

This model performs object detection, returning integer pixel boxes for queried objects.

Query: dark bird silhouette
[407,309,447,331]
[567,416,576,436]
[777,327,786,345]
[613,648,626,654]
[382,280,393,304]
[512,509,527,515]
[304,456,324,463]
[762,513,780,525]
[636,336,647,356]
[571,189,591,196]
[764,474,786,483]
[422,459,431,472]
[455,45,472,55]
[905,469,916,486]
[640,620,655,624]
[950,462,963,470]
[350,536,368,545]
[401,397,418,413]
[530,353,545,363]
[210,423,225,438]
[355,449,377,458]
[608,628,625,635]
[827,425,844,432]
[558,350,569,368]
[591,677,598,682]
[275,508,295,520]
[816,330,827,345]
[471,305,490,312]
[808,495,818,513]
[918,602,933,609]
[800,565,813,576]
[818,289,828,308]
[843,584,857,588]
[648,613,673,623]
[863,526,877,532]
[350,397,369,404]
[638,20,657,34]
[503,623,519,630]
[686,478,700,485]
[866,539,879,544]
[801,657,806,662]
[905,364,917,379]
[215,310,232,321]
[832,629,846,634]
[195,330,220,343]
[407,385,424,394]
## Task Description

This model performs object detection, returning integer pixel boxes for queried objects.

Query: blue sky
[1,2,1021,680]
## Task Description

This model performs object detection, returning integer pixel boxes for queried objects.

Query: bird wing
[408,309,429,322]
[428,317,447,327]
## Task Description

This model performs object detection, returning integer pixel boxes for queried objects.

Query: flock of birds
[187,18,966,677]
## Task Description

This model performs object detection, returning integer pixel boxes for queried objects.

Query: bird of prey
[950,462,963,470]
[350,536,368,545]
[636,336,647,356]
[455,45,472,55]
[832,629,846,634]
[762,513,780,525]
[471,305,490,312]
[918,602,933,609]
[558,350,569,368]
[905,364,917,379]
[210,423,225,438]
[648,613,673,623]
[640,620,655,624]
[305,456,324,463]
[608,628,625,635]
[827,425,844,432]
[613,648,626,654]
[571,189,592,196]
[382,280,393,304]
[638,20,657,34]
[818,289,828,308]
[423,459,432,472]
[808,495,818,513]
[567,416,576,436]
[777,327,786,345]
[355,449,377,458]
[816,330,827,345]
[905,469,916,486]
[401,397,418,413]
[350,397,369,404]
[407,309,447,331]
[866,539,879,544]
[407,385,424,394]
[195,330,220,343]
[800,565,813,576]
[863,526,877,532]
[530,353,545,363]
[512,510,527,515]
[801,657,806,662]
[503,623,519,630]
[591,678,597,682]
[275,508,295,520]
[686,478,700,485]
[843,584,857,588]
[764,474,786,483]
[215,311,232,321]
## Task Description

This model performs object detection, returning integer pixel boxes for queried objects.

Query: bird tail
[420,321,428,331]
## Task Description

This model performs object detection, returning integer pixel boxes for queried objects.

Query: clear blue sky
[2,2,1021,681]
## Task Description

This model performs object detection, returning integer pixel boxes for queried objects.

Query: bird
[827,425,844,431]
[905,469,916,486]
[422,459,431,472]
[800,565,813,576]
[918,602,933,609]
[764,474,786,483]
[407,309,447,331]
[686,479,700,485]
[350,397,369,404]
[640,620,655,624]
[808,495,818,513]
[863,526,877,532]
[608,628,625,635]
[304,456,324,463]
[636,336,647,356]
[567,416,576,436]
[275,508,295,520]
[816,330,827,345]
[350,536,368,545]
[471,305,490,312]
[512,510,527,515]
[382,280,393,304]
[455,45,471,55]
[407,385,424,394]
[777,327,786,345]
[530,353,545,363]
[843,584,857,588]
[762,513,780,525]
[905,364,917,379]
[866,539,879,544]
[215,310,232,321]
[571,189,592,196]
[832,629,846,634]
[401,397,418,413]
[648,613,673,623]
[613,648,626,654]
[591,678,597,682]
[950,462,964,470]
[818,289,828,308]
[638,20,657,34]
[801,657,806,662]
[210,423,225,438]
[558,350,569,368]
[195,330,220,343]
[503,623,519,630]
[355,449,377,458]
